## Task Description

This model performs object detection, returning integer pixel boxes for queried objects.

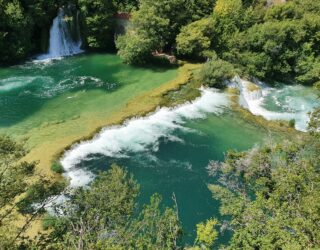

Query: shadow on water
[0,53,176,127]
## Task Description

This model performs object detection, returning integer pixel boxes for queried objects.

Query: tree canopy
[206,119,320,249]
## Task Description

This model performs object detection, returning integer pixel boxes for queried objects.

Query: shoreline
[20,61,302,237]
[53,62,202,163]
[20,62,201,237]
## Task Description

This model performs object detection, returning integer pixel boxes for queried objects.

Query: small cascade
[37,8,83,60]
[231,76,319,131]
[233,76,263,109]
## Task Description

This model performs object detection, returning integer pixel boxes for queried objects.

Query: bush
[199,58,236,88]
[51,161,64,174]
[116,32,154,65]
[289,119,296,128]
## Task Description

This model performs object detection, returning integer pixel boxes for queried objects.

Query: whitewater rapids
[60,88,230,187]
[233,76,319,131]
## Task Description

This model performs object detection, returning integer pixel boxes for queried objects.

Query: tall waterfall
[37,9,83,60]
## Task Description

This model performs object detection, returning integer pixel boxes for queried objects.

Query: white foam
[36,9,83,61]
[61,88,230,187]
[233,76,319,131]
[0,76,52,92]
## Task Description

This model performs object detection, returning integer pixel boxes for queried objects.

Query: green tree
[224,1,320,83]
[112,0,138,12]
[195,218,219,249]
[0,135,64,248]
[176,18,214,59]
[78,0,116,50]
[0,0,31,64]
[186,0,217,21]
[124,194,181,250]
[42,165,181,249]
[116,0,190,64]
[214,0,243,18]
[116,3,169,64]
[207,128,320,249]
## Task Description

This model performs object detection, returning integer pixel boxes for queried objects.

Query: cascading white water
[37,9,83,60]
[233,76,263,109]
[232,76,319,131]
[60,88,230,187]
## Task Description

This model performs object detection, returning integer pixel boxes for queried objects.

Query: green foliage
[0,135,66,248]
[112,0,138,12]
[186,0,217,21]
[39,165,181,249]
[0,0,31,64]
[116,11,166,64]
[289,119,295,128]
[125,193,181,249]
[225,15,320,82]
[220,0,320,84]
[308,109,320,138]
[116,0,191,64]
[214,0,243,18]
[17,179,66,214]
[207,132,320,249]
[78,0,116,50]
[195,218,219,249]
[176,18,214,59]
[199,58,236,88]
[0,135,32,210]
[51,161,65,174]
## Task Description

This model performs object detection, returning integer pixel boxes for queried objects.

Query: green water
[75,111,270,245]
[0,54,177,137]
[1,54,272,246]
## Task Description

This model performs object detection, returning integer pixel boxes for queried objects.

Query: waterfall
[37,8,83,60]
[231,76,318,131]
[233,76,263,109]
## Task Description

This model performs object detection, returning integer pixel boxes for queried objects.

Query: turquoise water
[1,54,306,246]
[62,94,271,244]
[0,54,177,135]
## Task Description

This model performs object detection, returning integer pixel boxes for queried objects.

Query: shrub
[289,119,296,128]
[51,161,64,174]
[199,58,236,88]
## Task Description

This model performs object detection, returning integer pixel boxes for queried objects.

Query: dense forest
[1,0,320,249]
[1,0,320,89]
[0,0,138,63]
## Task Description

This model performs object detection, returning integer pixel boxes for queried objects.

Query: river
[0,53,318,244]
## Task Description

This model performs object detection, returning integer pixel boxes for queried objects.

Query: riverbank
[14,61,200,237]
[5,56,305,238]
[21,62,200,178]
[56,74,304,244]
